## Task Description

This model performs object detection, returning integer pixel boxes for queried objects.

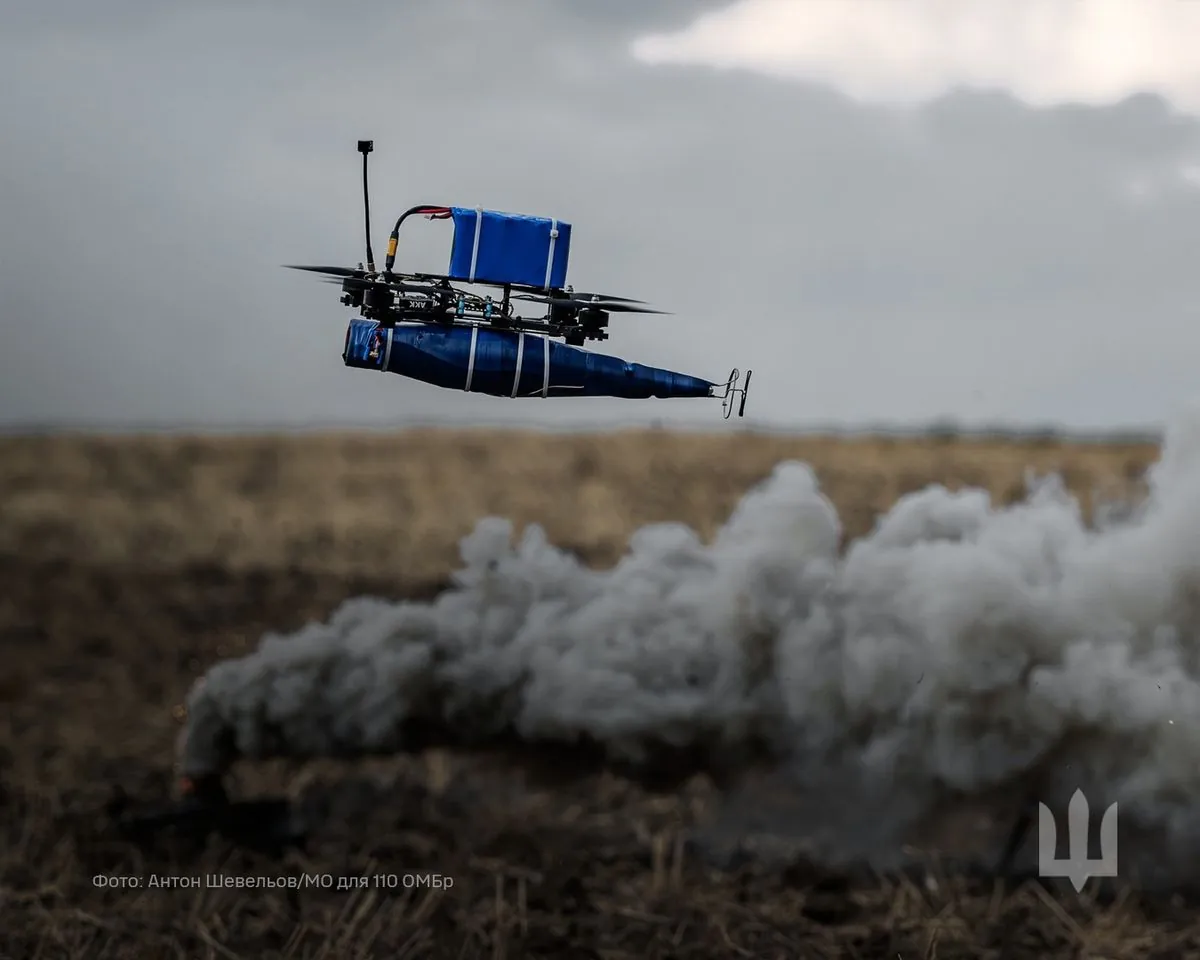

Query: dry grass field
[5,427,1195,959]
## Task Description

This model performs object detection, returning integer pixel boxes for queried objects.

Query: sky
[3,0,1200,432]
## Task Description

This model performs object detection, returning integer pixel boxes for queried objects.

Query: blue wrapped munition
[343,319,721,401]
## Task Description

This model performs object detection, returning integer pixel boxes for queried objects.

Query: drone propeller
[284,264,366,278]
[512,294,671,314]
[585,303,671,315]
[564,292,645,303]
[337,275,427,293]
[503,281,645,303]
[288,265,434,295]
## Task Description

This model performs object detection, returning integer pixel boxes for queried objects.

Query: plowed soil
[5,428,1197,959]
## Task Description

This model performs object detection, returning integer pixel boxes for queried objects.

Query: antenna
[357,140,375,272]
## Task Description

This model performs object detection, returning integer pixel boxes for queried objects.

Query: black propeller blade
[584,303,671,314]
[290,266,433,295]
[335,275,392,290]
[501,280,646,302]
[512,293,620,305]
[511,294,671,314]
[567,292,645,303]
[284,264,366,278]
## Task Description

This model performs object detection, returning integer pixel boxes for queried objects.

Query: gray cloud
[2,1,1200,430]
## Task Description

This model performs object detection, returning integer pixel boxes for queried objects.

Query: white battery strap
[468,205,483,282]
[543,219,558,289]
[464,325,479,390]
[381,326,394,370]
[512,332,525,397]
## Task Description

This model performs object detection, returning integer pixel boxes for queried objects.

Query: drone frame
[285,141,666,347]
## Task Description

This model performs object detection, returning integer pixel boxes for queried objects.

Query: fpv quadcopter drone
[286,141,751,418]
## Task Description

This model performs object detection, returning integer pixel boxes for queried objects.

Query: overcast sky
[3,0,1200,432]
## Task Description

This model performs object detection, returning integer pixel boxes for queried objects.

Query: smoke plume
[178,413,1200,882]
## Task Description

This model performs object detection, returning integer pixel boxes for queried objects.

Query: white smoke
[179,412,1200,882]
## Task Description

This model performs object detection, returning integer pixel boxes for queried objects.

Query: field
[5,427,1196,959]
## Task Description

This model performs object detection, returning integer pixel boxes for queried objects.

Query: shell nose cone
[650,368,717,399]
[674,371,718,396]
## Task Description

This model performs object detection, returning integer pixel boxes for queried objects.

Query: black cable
[384,205,451,274]
[361,147,374,271]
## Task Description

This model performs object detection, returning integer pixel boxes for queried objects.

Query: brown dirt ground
[4,428,1198,959]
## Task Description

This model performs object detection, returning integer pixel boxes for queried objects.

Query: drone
[286,140,751,418]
